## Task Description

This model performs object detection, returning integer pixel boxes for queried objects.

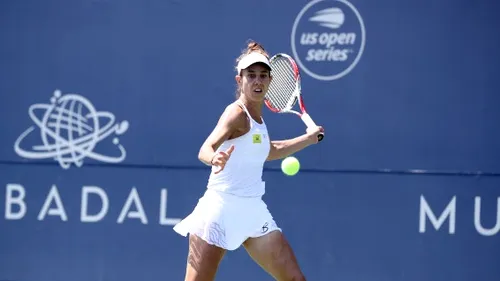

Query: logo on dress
[261,222,269,233]
[252,134,262,144]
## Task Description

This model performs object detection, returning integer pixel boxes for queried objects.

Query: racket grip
[301,113,324,142]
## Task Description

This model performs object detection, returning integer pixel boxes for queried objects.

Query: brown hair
[234,40,270,98]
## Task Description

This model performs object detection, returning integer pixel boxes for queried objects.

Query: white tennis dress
[173,100,281,251]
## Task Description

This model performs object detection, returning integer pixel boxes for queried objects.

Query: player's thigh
[242,230,306,281]
[184,233,226,281]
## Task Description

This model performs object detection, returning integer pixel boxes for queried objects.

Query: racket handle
[301,113,324,142]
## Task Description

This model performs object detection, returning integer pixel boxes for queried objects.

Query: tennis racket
[264,53,324,142]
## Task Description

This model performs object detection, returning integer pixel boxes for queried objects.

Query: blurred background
[1,0,499,280]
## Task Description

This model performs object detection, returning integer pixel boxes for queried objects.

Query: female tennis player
[173,41,324,281]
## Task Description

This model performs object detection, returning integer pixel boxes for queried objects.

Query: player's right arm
[198,104,246,167]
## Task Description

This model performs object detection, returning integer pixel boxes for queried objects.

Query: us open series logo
[291,0,366,81]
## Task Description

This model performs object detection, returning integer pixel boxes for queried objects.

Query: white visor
[236,52,271,74]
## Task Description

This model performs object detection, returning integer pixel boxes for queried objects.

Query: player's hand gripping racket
[264,53,324,142]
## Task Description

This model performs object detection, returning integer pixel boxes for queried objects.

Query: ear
[235,75,241,84]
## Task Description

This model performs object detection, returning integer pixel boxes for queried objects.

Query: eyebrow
[247,69,269,73]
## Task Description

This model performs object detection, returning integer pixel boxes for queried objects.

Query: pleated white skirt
[173,189,281,251]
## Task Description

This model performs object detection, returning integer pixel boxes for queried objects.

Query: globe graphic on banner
[14,90,129,169]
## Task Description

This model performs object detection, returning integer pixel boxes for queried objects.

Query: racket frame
[265,53,324,141]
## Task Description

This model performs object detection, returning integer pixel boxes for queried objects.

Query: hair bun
[247,40,265,53]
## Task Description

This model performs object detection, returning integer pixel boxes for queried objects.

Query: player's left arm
[266,126,324,161]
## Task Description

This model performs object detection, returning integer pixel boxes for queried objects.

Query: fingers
[213,160,225,174]
[306,126,324,135]
[306,126,325,144]
[212,145,235,174]
[317,126,325,139]
[226,144,235,155]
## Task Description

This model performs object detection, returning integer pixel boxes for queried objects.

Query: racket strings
[266,58,298,111]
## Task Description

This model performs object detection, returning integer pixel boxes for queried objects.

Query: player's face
[238,64,272,102]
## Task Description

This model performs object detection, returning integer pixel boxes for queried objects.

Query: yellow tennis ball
[281,156,300,176]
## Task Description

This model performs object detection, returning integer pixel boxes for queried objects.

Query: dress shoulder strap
[235,100,254,128]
